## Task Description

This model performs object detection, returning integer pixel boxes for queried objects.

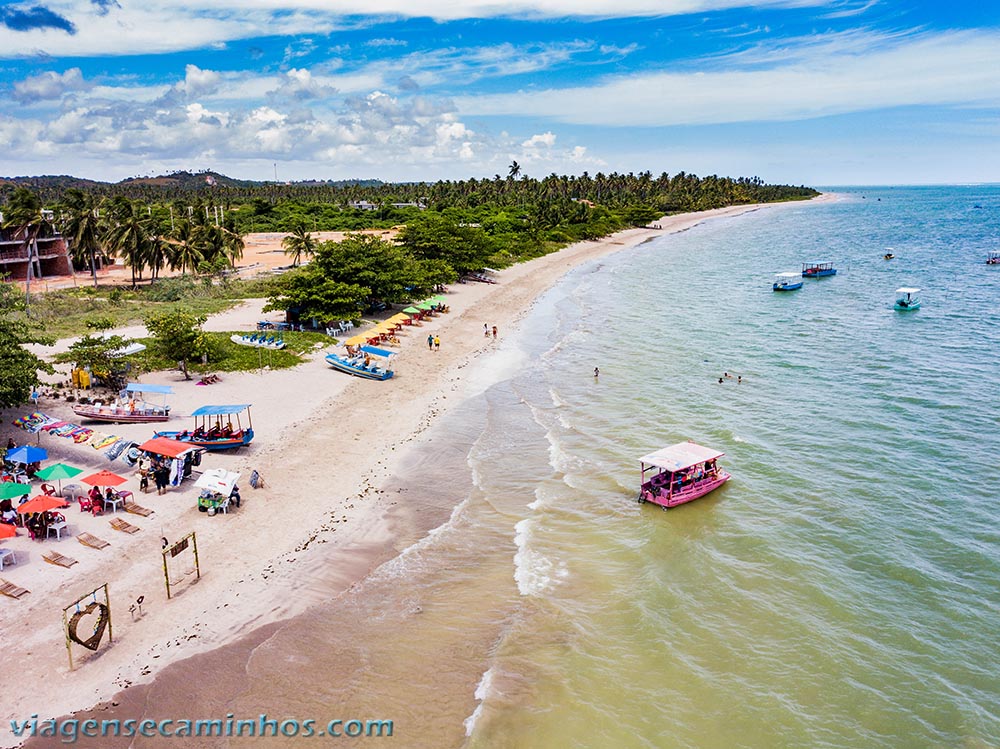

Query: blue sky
[1,0,999,185]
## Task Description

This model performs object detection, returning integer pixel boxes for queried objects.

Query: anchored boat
[894,287,921,311]
[155,404,254,450]
[987,251,1000,265]
[230,332,285,349]
[802,262,837,278]
[72,383,173,423]
[773,272,803,291]
[326,344,395,381]
[637,442,731,509]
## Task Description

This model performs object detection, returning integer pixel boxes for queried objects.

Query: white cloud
[177,64,222,97]
[457,30,1000,126]
[522,132,557,148]
[12,68,89,103]
[366,37,407,47]
[0,1,833,58]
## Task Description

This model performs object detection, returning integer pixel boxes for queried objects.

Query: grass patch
[134,330,335,375]
[26,276,285,339]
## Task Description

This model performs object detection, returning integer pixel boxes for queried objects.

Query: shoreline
[2,196,830,747]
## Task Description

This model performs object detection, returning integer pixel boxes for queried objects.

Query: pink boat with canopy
[638,441,731,509]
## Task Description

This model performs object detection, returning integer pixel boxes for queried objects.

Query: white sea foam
[463,667,497,736]
[513,518,566,596]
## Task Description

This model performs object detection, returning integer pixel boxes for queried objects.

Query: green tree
[397,214,494,276]
[1,187,55,308]
[58,332,137,392]
[313,233,418,304]
[0,280,52,408]
[104,197,151,287]
[145,309,207,380]
[263,267,369,323]
[281,224,317,267]
[59,188,105,287]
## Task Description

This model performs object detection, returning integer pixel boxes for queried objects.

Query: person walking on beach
[492,325,498,339]
[484,323,490,337]
[427,333,434,351]
[594,367,600,378]
[434,335,441,351]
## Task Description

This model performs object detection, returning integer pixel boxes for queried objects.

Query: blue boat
[802,262,837,278]
[773,272,803,291]
[326,345,395,381]
[155,404,254,450]
[894,287,921,311]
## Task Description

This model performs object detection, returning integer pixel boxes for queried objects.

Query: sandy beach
[0,199,828,747]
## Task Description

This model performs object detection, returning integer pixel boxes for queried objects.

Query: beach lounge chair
[123,501,153,517]
[77,532,109,550]
[0,578,29,599]
[43,550,78,568]
[110,518,140,534]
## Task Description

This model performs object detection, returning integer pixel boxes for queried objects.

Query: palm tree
[508,161,521,180]
[104,197,151,288]
[281,224,316,267]
[166,219,204,276]
[1,187,54,310]
[59,188,104,287]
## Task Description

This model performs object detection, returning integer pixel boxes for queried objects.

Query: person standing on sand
[434,335,441,351]
[427,334,434,350]
[484,323,490,337]
[492,325,498,339]
[594,367,600,378]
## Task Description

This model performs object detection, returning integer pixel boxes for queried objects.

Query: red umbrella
[81,469,128,487]
[17,495,69,514]
[0,524,17,539]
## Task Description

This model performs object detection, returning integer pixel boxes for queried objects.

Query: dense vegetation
[1,167,818,387]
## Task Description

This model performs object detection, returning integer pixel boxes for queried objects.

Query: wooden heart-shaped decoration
[68,602,109,651]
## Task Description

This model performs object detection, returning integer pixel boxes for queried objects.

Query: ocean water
[221,187,1000,748]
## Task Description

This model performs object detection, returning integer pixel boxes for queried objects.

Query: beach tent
[137,437,194,459]
[195,468,241,497]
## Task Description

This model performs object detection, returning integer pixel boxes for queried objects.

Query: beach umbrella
[195,469,241,497]
[0,524,17,539]
[80,469,127,487]
[34,463,83,496]
[16,494,69,514]
[402,307,421,314]
[5,445,47,464]
[0,483,32,500]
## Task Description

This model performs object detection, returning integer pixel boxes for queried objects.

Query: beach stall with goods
[137,437,202,489]
[194,469,241,516]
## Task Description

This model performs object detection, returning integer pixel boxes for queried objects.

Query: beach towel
[69,427,94,444]
[121,445,141,467]
[103,438,131,462]
[90,434,118,450]
[12,412,55,433]
[40,420,68,433]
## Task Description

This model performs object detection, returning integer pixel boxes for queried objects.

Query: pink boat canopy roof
[639,442,725,472]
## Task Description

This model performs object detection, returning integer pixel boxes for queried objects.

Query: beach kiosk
[137,437,201,486]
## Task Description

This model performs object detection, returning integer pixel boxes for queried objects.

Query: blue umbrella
[5,445,48,464]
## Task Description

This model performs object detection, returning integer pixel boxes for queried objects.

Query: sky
[1,0,999,186]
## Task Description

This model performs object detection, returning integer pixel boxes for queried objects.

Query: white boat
[230,332,286,349]
[894,287,921,311]
[773,272,803,291]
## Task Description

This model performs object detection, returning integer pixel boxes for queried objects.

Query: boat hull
[773,283,803,291]
[640,473,730,508]
[894,302,921,311]
[153,430,254,450]
[230,334,286,350]
[326,354,394,380]
[72,406,170,423]
[803,269,837,278]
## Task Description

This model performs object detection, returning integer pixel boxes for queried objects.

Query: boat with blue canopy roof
[154,404,254,449]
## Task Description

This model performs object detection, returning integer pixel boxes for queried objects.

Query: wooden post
[163,546,172,600]
[63,608,73,671]
[105,583,113,644]
[192,532,200,582]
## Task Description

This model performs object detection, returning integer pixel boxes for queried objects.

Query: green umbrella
[403,307,421,314]
[430,295,447,303]
[0,483,32,500]
[34,463,84,496]
[417,302,434,310]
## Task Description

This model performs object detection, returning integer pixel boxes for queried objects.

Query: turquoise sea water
[453,187,1000,748]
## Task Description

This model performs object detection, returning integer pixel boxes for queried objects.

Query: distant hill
[0,171,384,201]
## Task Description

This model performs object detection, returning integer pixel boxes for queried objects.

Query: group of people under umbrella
[1,443,138,541]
